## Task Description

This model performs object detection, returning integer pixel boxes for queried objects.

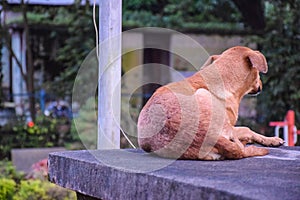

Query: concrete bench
[48,146,300,200]
[11,147,65,173]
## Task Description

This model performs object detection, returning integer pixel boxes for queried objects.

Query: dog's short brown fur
[138,46,284,160]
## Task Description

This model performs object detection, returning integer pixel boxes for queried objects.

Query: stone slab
[11,147,65,173]
[48,147,300,200]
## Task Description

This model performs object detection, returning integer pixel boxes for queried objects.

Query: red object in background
[26,158,48,180]
[27,121,35,128]
[269,110,297,146]
[286,110,295,146]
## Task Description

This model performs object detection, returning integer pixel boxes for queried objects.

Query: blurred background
[0,0,299,155]
[0,0,299,197]
[0,0,299,153]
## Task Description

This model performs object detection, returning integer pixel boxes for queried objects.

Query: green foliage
[6,12,48,25]
[14,180,47,200]
[254,0,300,133]
[0,178,16,200]
[123,0,243,31]
[12,115,62,148]
[45,183,77,200]
[72,96,141,149]
[73,98,97,149]
[0,0,244,99]
[0,160,76,200]
[13,180,76,200]
[0,115,75,159]
[5,5,74,26]
[52,0,243,95]
[120,97,139,148]
[51,3,96,96]
[0,161,24,182]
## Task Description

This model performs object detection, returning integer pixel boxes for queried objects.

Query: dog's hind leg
[214,136,269,159]
[214,136,244,159]
[243,145,269,157]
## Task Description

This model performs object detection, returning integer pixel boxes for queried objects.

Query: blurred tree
[232,0,265,30]
[54,0,244,94]
[0,6,3,106]
[255,0,300,133]
[21,0,36,121]
[123,0,243,32]
[0,1,75,120]
[0,0,247,99]
[50,1,96,97]
[0,0,36,120]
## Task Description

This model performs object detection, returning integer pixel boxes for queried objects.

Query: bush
[45,183,77,200]
[0,160,24,182]
[12,115,67,148]
[0,178,16,200]
[0,114,80,159]
[0,160,76,200]
[14,180,47,200]
[13,179,76,200]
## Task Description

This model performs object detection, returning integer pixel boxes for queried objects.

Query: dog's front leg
[234,127,284,147]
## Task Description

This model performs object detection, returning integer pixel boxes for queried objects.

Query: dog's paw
[264,137,284,147]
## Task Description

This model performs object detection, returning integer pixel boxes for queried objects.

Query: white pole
[283,125,288,146]
[98,0,122,149]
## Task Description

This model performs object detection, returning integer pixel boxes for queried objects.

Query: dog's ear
[247,51,268,73]
[202,55,220,67]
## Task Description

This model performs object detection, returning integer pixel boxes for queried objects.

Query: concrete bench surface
[48,146,300,200]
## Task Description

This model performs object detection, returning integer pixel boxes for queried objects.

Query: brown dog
[137,46,284,160]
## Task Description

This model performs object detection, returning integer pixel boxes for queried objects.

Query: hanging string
[93,0,99,59]
[92,0,137,149]
[120,124,137,149]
